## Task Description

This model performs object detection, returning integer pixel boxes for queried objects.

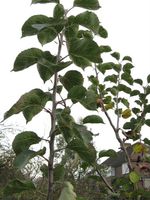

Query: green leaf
[143,138,150,145]
[68,85,87,102]
[98,25,108,38]
[121,72,133,85]
[75,11,100,34]
[4,89,51,122]
[99,149,117,158]
[144,104,150,113]
[130,90,140,96]
[54,164,65,181]
[56,108,74,143]
[37,58,72,82]
[70,54,91,68]
[69,38,101,65]
[12,131,41,155]
[22,15,51,37]
[37,27,57,45]
[99,45,112,53]
[111,52,120,60]
[32,0,59,4]
[80,90,97,110]
[121,98,130,108]
[53,4,64,19]
[123,63,134,73]
[134,79,143,85]
[129,171,140,184]
[77,30,93,39]
[147,74,150,83]
[14,148,46,169]
[67,139,96,164]
[74,0,100,10]
[112,64,121,73]
[132,108,141,115]
[40,164,48,177]
[57,85,63,94]
[118,84,131,94]
[60,70,84,91]
[123,122,132,130]
[145,119,150,127]
[73,123,93,144]
[13,48,43,71]
[104,74,118,83]
[83,115,104,124]
[58,181,76,200]
[122,56,132,62]
[3,179,35,196]
[97,62,115,74]
[65,16,79,41]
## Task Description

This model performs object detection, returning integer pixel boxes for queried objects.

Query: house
[102,143,150,189]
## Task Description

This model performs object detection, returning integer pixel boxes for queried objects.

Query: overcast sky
[0,0,150,150]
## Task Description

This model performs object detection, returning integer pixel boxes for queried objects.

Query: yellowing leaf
[58,182,76,200]
[122,109,132,119]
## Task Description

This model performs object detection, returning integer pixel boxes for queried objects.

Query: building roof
[102,145,133,167]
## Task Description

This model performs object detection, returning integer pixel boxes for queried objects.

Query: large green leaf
[75,11,99,34]
[69,38,101,64]
[56,108,74,143]
[74,0,100,10]
[68,85,87,103]
[14,148,46,169]
[37,58,72,82]
[129,171,140,184]
[4,89,51,122]
[22,15,51,37]
[73,123,93,144]
[67,139,96,164]
[65,16,79,41]
[58,182,76,200]
[60,70,84,91]
[3,179,35,196]
[53,3,64,19]
[13,48,43,71]
[32,0,59,4]
[99,149,117,158]
[38,27,58,45]
[80,90,97,110]
[12,131,41,155]
[83,115,104,124]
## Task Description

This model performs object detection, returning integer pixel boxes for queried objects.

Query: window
[122,163,129,174]
[106,166,115,177]
[143,178,150,189]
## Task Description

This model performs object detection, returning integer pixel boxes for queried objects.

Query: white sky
[0,0,150,151]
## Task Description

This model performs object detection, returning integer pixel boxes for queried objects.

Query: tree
[2,0,150,199]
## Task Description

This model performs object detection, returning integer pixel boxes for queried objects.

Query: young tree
[2,0,150,199]
[2,0,108,199]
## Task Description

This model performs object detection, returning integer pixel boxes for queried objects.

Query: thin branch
[59,55,69,62]
[54,146,67,153]
[94,165,115,193]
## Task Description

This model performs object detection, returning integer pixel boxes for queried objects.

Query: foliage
[2,0,150,199]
